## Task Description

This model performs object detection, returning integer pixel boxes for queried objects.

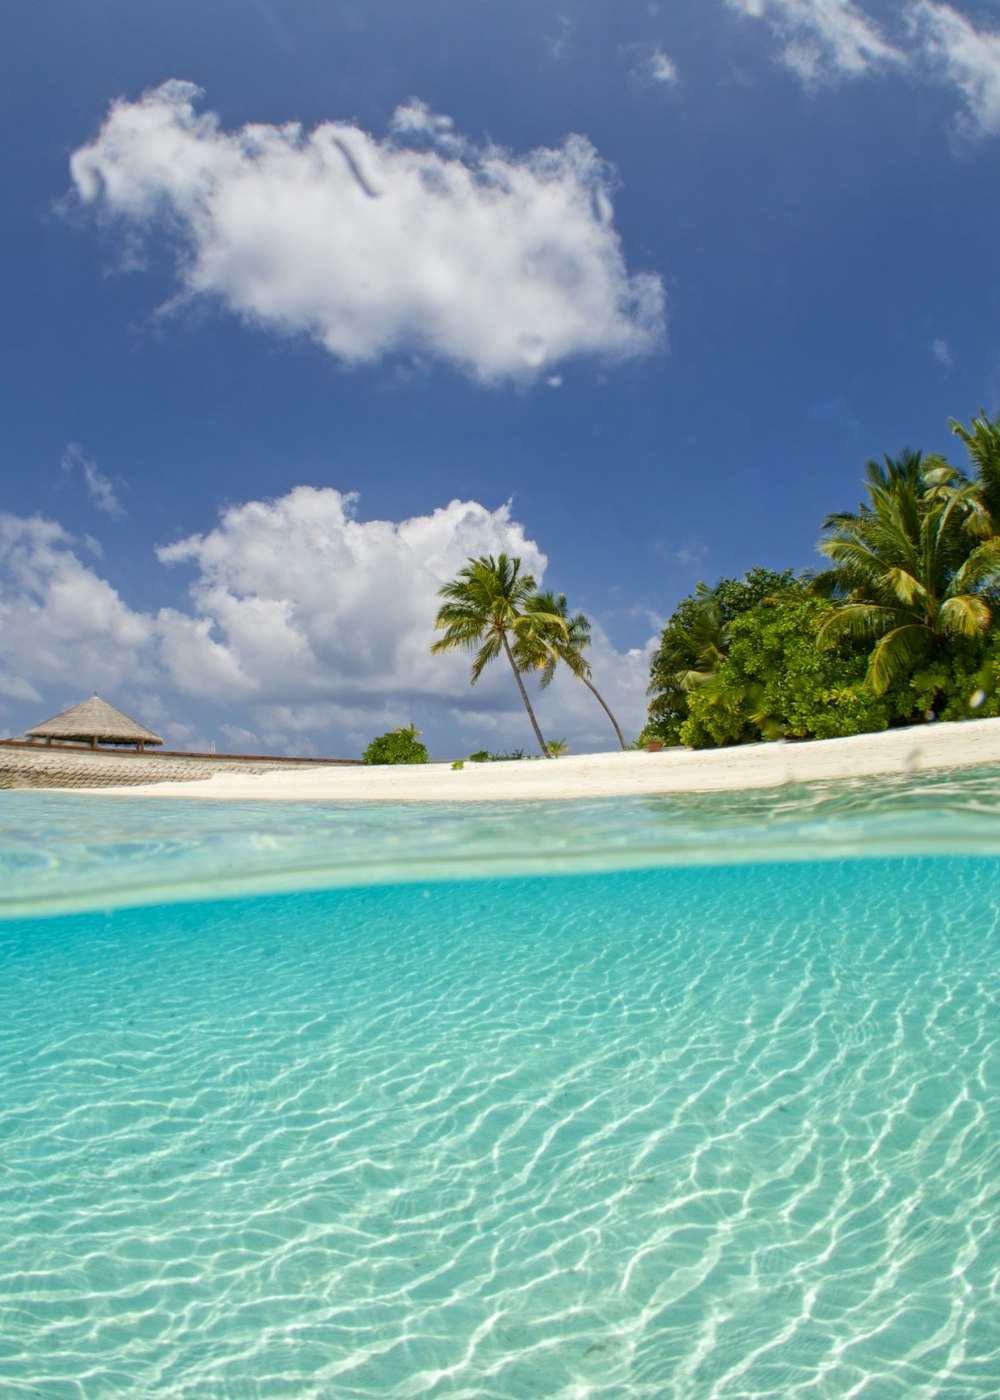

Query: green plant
[816,449,1000,697]
[513,591,627,749]
[468,750,491,763]
[543,738,569,756]
[680,595,891,748]
[432,553,567,757]
[645,569,799,743]
[451,759,465,770]
[362,728,429,765]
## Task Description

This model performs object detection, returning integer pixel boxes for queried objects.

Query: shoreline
[74,716,1000,801]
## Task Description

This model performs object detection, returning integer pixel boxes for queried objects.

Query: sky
[3,0,1000,759]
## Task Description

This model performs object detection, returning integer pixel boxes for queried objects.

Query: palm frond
[951,409,1000,522]
[937,594,990,639]
[952,538,1000,592]
[469,636,503,684]
[866,624,931,695]
[884,567,928,607]
[816,603,897,648]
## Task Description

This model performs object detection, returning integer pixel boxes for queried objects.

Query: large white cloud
[910,2,1000,136]
[0,493,652,754]
[155,488,548,711]
[69,81,665,383]
[0,514,153,706]
[727,0,902,80]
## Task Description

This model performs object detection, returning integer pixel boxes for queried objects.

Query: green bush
[362,729,429,765]
[645,568,799,744]
[902,640,1000,723]
[681,595,891,748]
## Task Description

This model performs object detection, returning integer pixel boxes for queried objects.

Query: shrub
[645,568,800,744]
[681,595,891,748]
[362,728,429,765]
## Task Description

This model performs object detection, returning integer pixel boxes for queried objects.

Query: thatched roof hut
[26,695,164,752]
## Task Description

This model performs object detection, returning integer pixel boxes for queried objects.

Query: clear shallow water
[4,766,1000,918]
[1,776,999,1397]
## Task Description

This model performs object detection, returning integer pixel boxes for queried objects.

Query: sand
[102,716,1000,802]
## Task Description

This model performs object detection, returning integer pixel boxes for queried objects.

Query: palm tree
[815,449,1000,695]
[515,591,627,749]
[669,583,729,692]
[950,409,1000,526]
[432,554,566,756]
[645,570,797,743]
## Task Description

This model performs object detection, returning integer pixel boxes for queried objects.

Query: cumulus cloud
[0,491,650,753]
[910,2,1000,136]
[154,488,549,711]
[60,442,124,517]
[727,0,902,81]
[0,513,153,705]
[525,622,652,750]
[69,81,665,382]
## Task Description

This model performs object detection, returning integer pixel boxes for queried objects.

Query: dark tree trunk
[582,675,627,750]
[501,632,551,756]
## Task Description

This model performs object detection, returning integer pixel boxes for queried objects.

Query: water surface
[1,774,998,1397]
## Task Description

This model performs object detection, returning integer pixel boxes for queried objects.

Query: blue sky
[3,0,1000,757]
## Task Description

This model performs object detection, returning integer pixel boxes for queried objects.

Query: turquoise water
[1,776,999,1397]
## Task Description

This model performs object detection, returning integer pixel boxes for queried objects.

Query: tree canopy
[431,553,566,757]
[644,412,1000,748]
[513,591,627,749]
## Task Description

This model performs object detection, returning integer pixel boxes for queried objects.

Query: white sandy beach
[106,716,1000,801]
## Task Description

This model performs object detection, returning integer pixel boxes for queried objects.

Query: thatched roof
[26,695,164,748]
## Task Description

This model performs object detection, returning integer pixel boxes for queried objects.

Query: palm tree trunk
[501,632,551,756]
[581,675,627,749]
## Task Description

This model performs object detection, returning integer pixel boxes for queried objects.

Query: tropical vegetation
[430,413,1000,756]
[362,725,429,765]
[513,591,627,749]
[643,411,1000,749]
[431,554,568,756]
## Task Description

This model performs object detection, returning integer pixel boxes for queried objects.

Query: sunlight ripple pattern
[0,858,998,1396]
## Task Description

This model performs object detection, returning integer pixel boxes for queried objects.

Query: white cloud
[910,2,1000,136]
[70,81,665,383]
[0,514,153,706]
[529,622,654,751]
[388,98,467,156]
[931,337,953,365]
[728,0,902,81]
[154,487,549,716]
[60,442,124,517]
[629,44,680,86]
[649,48,680,83]
[0,492,650,754]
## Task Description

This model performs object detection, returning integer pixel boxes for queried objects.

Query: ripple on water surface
[4,767,1000,917]
[1,857,998,1397]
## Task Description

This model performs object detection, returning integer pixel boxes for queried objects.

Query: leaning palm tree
[815,449,1000,694]
[950,408,1000,528]
[432,554,566,757]
[515,592,627,749]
